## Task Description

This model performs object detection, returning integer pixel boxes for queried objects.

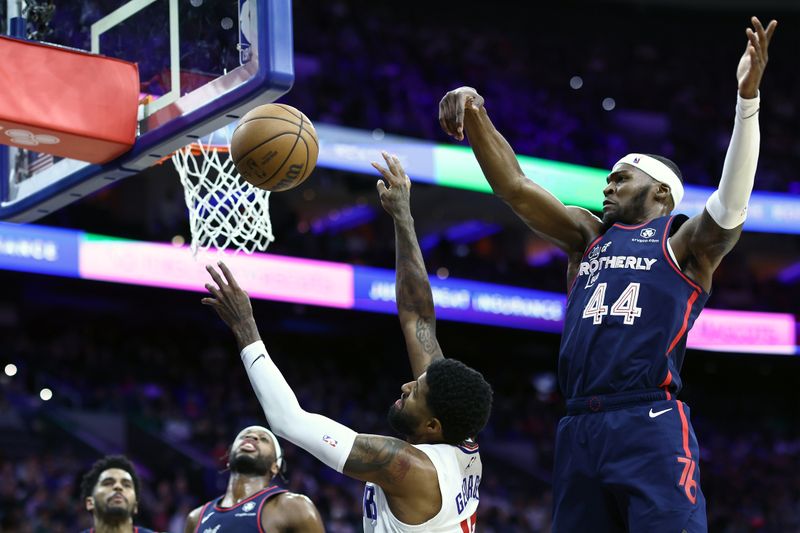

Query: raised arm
[372,152,443,379]
[439,87,601,254]
[671,17,777,291]
[201,263,438,501]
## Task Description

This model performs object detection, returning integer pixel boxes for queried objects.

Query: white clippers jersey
[362,441,481,533]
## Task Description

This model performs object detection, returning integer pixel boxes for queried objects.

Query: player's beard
[387,403,419,438]
[602,187,652,231]
[229,450,272,476]
[95,498,134,525]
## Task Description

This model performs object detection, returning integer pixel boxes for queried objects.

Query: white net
[172,128,274,255]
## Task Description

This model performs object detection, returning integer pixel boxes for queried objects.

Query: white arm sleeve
[240,341,357,473]
[705,92,761,229]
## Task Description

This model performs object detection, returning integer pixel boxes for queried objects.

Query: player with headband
[184,426,324,532]
[439,16,777,533]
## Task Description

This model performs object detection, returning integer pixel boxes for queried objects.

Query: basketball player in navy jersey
[80,455,159,533]
[201,151,493,532]
[183,426,324,532]
[439,16,777,533]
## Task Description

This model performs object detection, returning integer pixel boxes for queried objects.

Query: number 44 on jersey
[582,282,642,325]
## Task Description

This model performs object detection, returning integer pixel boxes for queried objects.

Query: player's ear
[270,461,280,479]
[86,496,95,512]
[655,182,672,206]
[426,416,443,439]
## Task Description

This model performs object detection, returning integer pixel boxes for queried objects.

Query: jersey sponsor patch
[631,226,659,243]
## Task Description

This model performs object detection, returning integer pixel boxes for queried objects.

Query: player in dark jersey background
[183,426,323,533]
[79,455,159,533]
[439,16,777,533]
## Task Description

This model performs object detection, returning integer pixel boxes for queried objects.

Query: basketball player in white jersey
[201,153,493,533]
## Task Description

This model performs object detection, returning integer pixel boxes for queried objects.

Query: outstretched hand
[737,16,777,99]
[439,86,484,141]
[202,262,259,346]
[373,152,412,220]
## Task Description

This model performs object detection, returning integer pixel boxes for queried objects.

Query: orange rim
[156,142,230,165]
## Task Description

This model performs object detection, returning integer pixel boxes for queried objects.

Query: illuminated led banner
[79,234,354,309]
[0,222,80,277]
[353,266,565,333]
[688,309,796,355]
[313,124,800,235]
[0,222,796,354]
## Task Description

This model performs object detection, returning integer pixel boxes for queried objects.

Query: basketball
[230,104,319,192]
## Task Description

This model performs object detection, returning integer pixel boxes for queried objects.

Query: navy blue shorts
[552,390,707,533]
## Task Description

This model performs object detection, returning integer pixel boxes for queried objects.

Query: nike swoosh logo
[649,407,673,418]
[201,511,214,523]
[250,354,265,368]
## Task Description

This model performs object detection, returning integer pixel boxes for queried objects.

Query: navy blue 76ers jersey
[559,215,709,399]
[194,485,287,532]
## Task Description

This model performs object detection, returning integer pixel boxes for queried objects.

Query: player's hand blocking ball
[230,104,319,191]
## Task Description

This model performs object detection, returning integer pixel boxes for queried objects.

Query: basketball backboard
[0,0,293,222]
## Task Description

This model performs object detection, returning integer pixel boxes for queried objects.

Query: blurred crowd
[283,1,799,194]
[1,309,798,532]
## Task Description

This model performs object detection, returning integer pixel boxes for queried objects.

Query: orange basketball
[230,104,319,191]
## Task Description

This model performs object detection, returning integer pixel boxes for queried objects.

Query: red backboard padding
[0,36,139,164]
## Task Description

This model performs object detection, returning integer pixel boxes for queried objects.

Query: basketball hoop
[171,127,274,255]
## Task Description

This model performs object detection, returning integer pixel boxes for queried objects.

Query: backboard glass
[0,0,293,222]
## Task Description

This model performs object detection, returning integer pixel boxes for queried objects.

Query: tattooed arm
[344,434,441,522]
[392,213,444,378]
[345,435,435,488]
[373,152,444,379]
